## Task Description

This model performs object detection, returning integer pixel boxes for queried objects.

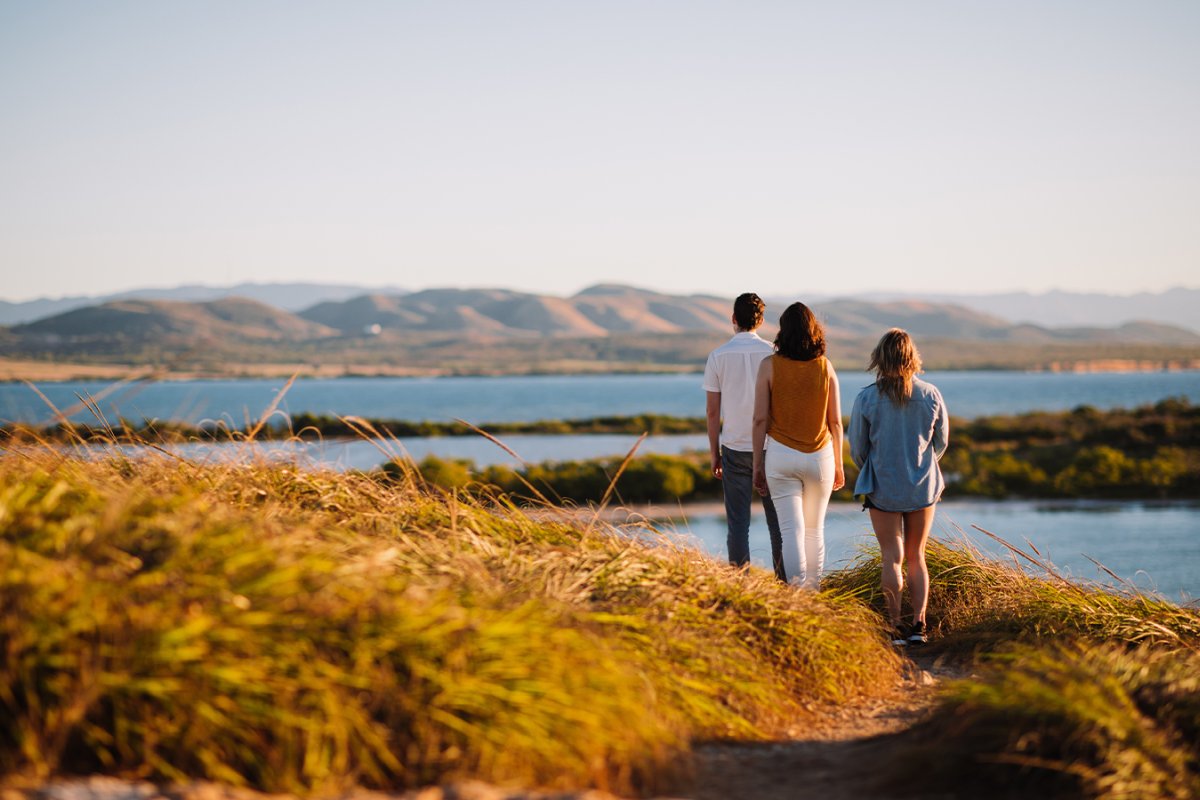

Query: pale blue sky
[2,1,1197,301]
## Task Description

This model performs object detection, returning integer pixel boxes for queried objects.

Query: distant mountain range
[1,282,1197,332]
[8,284,1199,348]
[837,289,1200,333]
[16,297,336,342]
[0,282,406,326]
[299,284,733,337]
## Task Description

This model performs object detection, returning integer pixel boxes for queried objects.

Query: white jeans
[765,436,835,589]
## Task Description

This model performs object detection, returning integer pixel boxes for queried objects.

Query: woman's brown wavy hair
[869,328,923,405]
[773,302,826,361]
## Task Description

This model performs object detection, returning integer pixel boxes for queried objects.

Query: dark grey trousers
[721,445,786,581]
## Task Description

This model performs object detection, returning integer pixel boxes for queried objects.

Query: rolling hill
[14,297,336,343]
[298,285,732,337]
[0,282,407,326]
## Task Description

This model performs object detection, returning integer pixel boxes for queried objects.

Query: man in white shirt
[703,293,785,580]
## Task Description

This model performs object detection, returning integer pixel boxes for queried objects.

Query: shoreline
[4,359,1200,384]
[0,361,703,383]
[1033,358,1200,373]
[526,496,1200,525]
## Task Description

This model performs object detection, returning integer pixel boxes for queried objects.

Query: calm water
[2,369,1199,426]
[671,500,1199,603]
[143,434,711,469]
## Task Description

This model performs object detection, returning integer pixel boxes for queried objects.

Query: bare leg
[901,506,937,624]
[869,509,905,626]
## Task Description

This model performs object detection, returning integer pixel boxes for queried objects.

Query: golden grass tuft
[899,643,1200,799]
[823,534,1200,655]
[815,525,1200,798]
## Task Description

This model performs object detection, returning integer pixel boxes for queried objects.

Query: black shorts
[861,496,934,514]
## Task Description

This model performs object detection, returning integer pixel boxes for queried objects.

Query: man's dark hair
[732,293,765,330]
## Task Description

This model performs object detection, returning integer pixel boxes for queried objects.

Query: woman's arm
[751,357,773,496]
[848,391,869,468]
[932,388,950,459]
[826,365,845,491]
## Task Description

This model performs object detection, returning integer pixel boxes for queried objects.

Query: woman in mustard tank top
[751,302,845,589]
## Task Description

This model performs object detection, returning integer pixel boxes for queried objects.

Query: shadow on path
[681,652,966,800]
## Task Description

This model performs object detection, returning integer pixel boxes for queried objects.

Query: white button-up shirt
[703,331,774,452]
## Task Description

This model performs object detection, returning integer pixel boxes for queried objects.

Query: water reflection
[664,500,1199,603]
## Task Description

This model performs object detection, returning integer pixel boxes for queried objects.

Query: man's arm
[751,358,772,496]
[706,391,723,478]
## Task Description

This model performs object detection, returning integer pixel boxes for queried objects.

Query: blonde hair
[869,328,922,405]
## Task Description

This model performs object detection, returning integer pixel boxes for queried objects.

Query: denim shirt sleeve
[849,388,871,468]
[848,386,876,498]
[931,386,949,460]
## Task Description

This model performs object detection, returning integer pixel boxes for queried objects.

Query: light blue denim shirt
[849,378,949,512]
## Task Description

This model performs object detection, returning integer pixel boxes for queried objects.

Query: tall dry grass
[823,530,1200,656]
[0,418,905,796]
[896,643,1200,799]
[820,519,1200,799]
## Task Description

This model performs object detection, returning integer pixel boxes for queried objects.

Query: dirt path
[680,651,965,800]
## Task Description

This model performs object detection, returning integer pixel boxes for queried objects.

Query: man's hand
[711,452,723,478]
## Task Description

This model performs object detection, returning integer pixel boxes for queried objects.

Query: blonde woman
[849,329,949,646]
[751,302,845,589]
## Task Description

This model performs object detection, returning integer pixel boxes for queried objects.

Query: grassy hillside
[0,449,901,796]
[3,437,1199,798]
[827,540,1200,799]
[908,643,1200,799]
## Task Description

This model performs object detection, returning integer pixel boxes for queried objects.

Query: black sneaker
[890,624,909,647]
[908,620,928,646]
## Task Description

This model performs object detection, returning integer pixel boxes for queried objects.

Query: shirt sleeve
[931,387,949,459]
[702,353,720,393]
[849,391,870,468]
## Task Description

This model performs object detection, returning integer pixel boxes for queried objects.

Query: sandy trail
[681,650,964,800]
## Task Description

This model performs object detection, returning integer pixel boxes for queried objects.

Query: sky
[2,1,1198,302]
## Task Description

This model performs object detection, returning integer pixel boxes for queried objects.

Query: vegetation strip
[405,398,1200,502]
[11,412,706,441]
[8,399,1199,501]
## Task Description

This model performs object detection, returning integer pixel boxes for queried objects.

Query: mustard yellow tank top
[767,354,831,453]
